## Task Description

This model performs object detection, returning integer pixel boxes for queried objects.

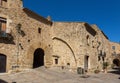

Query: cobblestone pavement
[0,67,120,83]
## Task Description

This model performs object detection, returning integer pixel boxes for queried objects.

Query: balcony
[0,31,14,44]
[0,31,7,37]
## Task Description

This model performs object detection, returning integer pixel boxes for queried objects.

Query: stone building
[0,0,53,73]
[0,0,119,73]
[110,42,120,67]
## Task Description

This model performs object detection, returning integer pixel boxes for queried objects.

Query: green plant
[103,62,109,69]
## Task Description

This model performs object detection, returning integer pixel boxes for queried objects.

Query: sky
[23,0,120,43]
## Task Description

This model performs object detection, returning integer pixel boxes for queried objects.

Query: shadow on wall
[0,79,8,83]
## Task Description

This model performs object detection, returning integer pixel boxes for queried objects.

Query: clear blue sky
[23,0,120,43]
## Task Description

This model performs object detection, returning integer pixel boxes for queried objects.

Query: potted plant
[103,62,109,73]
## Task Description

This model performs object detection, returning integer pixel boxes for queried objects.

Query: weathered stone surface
[0,0,120,73]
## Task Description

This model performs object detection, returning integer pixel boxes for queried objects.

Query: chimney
[47,16,51,21]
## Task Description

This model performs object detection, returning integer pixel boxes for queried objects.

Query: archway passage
[33,48,45,68]
[0,54,6,73]
[113,59,120,66]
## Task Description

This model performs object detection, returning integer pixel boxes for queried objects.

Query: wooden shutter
[1,22,6,32]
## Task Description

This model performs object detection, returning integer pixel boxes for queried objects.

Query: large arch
[52,37,77,66]
[0,54,7,73]
[33,48,45,68]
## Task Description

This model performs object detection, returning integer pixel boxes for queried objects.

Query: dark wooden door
[0,55,6,73]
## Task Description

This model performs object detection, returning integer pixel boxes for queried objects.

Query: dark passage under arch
[0,54,6,73]
[33,48,45,68]
[113,59,120,66]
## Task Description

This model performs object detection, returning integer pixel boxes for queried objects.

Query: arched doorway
[113,59,120,67]
[0,54,6,73]
[33,48,44,68]
[84,55,89,72]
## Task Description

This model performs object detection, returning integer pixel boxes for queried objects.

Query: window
[0,17,7,37]
[55,58,58,64]
[112,46,115,50]
[67,63,70,66]
[38,27,41,34]
[86,35,90,45]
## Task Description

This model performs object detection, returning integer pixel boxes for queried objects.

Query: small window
[112,46,115,50]
[67,63,70,66]
[38,27,41,34]
[86,35,90,45]
[92,41,94,48]
[0,17,7,37]
[55,58,58,64]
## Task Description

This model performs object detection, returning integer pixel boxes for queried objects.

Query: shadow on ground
[108,68,120,75]
[0,79,8,83]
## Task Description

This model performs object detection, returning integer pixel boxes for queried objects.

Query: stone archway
[0,54,7,73]
[33,48,45,68]
[113,59,120,67]
[26,42,52,68]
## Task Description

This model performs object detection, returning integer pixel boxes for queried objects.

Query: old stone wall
[52,22,101,71]
[0,0,53,72]
[0,0,118,73]
[110,42,120,67]
[91,25,111,70]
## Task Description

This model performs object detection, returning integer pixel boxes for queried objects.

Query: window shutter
[1,23,6,32]
[1,22,6,32]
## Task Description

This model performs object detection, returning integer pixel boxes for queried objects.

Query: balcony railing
[0,31,14,44]
[0,31,7,37]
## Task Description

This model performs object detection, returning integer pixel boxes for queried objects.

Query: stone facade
[52,22,98,71]
[110,42,120,67]
[0,0,53,73]
[0,0,119,73]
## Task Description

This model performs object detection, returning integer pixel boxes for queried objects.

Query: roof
[91,24,109,39]
[84,23,97,36]
[101,30,109,39]
[23,8,52,26]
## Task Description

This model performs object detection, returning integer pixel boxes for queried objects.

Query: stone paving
[0,67,120,83]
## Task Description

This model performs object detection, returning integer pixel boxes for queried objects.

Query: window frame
[112,46,115,50]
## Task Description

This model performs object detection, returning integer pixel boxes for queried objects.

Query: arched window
[38,27,41,34]
[86,35,90,45]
